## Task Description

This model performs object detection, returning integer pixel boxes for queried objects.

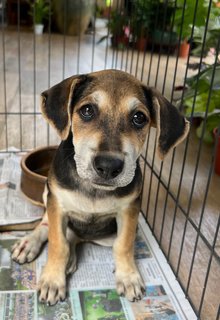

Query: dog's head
[41,70,189,190]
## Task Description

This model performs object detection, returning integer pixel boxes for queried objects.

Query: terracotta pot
[179,41,190,58]
[213,128,220,175]
[102,7,110,18]
[20,146,57,206]
[111,35,129,49]
[135,37,148,51]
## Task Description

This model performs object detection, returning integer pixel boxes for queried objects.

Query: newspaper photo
[0,152,196,319]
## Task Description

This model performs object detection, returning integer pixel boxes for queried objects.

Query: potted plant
[176,3,220,173]
[179,63,220,143]
[151,0,178,53]
[192,6,220,56]
[109,11,130,48]
[98,10,130,49]
[177,62,220,174]
[28,0,50,34]
[173,0,210,58]
[179,5,220,139]
[130,0,153,51]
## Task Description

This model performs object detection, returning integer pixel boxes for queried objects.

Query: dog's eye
[132,112,147,128]
[79,104,95,121]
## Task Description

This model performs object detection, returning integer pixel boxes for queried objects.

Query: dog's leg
[66,227,81,275]
[38,193,69,305]
[11,212,49,264]
[113,199,145,301]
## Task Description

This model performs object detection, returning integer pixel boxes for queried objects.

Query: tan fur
[113,199,144,301]
[114,200,140,271]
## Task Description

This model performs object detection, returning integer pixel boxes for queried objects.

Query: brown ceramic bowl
[20,146,58,206]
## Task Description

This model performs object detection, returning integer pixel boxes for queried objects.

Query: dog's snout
[93,155,124,180]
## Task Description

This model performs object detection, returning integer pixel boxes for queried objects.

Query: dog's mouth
[91,180,117,190]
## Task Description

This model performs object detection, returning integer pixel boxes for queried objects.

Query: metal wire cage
[0,1,219,319]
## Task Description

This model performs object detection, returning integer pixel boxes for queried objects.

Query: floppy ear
[41,74,88,140]
[142,86,190,159]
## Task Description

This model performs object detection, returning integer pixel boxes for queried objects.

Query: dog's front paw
[11,235,42,264]
[38,267,66,306]
[115,269,145,301]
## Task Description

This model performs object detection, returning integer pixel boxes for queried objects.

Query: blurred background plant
[174,0,212,41]
[181,63,220,143]
[28,0,50,25]
[130,0,153,39]
[98,9,130,48]
[177,0,220,144]
[192,7,220,56]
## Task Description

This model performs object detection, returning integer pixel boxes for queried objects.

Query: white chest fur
[52,185,133,222]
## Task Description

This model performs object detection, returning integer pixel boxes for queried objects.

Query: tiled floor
[0,19,219,319]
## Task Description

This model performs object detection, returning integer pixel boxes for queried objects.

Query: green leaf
[174,0,220,40]
[186,65,220,91]
[196,122,214,143]
[206,112,220,131]
[184,92,217,117]
[194,112,220,143]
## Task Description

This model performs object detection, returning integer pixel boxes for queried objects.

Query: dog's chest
[55,188,127,239]
[55,188,127,222]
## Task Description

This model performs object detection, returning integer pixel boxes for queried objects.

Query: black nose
[93,155,124,180]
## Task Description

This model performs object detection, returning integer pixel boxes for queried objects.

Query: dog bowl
[20,146,57,206]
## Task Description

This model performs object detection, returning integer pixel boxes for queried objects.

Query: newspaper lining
[0,152,196,320]
[0,152,43,225]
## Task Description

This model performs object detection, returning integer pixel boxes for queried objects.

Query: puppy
[9,70,189,305]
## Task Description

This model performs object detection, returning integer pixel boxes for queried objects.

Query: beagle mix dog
[8,70,189,305]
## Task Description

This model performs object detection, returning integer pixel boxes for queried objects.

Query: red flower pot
[135,37,148,51]
[179,41,190,58]
[213,128,220,175]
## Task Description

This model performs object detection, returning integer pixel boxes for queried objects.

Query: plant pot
[153,30,178,46]
[179,41,190,58]
[111,35,129,49]
[213,128,220,175]
[52,0,95,35]
[20,146,57,206]
[135,37,148,51]
[151,30,178,53]
[102,7,111,18]
[34,24,44,35]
